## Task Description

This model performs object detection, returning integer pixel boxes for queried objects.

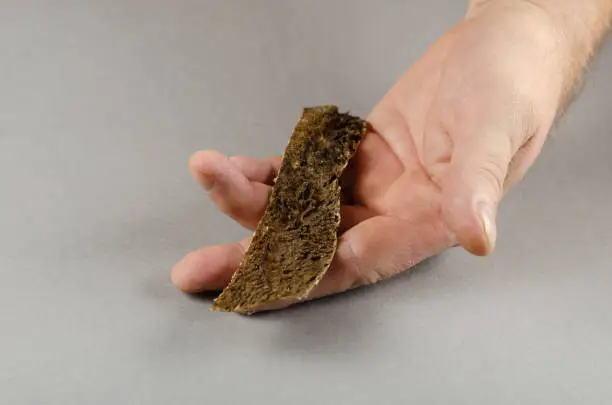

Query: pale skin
[172,0,612,310]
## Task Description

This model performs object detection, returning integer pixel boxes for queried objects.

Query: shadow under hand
[186,290,221,304]
[178,253,446,362]
[251,254,444,362]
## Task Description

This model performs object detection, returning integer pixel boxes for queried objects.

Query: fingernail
[476,200,497,254]
[201,174,216,191]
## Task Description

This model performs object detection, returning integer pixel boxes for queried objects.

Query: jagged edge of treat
[211,106,367,314]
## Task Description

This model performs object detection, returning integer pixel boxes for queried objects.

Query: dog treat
[212,105,367,313]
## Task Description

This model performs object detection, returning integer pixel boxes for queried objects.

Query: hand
[171,3,570,310]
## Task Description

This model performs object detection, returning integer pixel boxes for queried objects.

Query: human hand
[171,3,575,309]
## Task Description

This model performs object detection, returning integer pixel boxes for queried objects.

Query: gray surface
[1,1,611,404]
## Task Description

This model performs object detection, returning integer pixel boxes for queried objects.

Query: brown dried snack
[212,105,367,314]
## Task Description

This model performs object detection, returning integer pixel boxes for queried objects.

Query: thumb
[442,133,515,256]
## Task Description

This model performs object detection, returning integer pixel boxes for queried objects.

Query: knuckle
[351,268,382,288]
[476,158,506,195]
[337,238,382,290]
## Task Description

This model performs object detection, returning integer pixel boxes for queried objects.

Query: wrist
[466,0,611,106]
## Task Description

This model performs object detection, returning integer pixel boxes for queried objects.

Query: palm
[352,115,443,226]
[330,95,453,289]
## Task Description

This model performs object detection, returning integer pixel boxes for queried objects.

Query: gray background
[1,1,611,404]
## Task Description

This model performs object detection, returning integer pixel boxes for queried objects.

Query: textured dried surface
[212,105,367,313]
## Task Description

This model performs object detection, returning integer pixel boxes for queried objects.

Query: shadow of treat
[246,255,444,360]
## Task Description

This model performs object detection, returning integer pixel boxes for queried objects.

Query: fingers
[352,131,405,209]
[189,150,374,233]
[189,151,273,230]
[440,132,515,256]
[171,237,250,292]
[259,214,451,311]
[171,205,375,295]
[172,213,450,313]
[338,205,376,234]
[229,155,281,185]
[318,214,451,295]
